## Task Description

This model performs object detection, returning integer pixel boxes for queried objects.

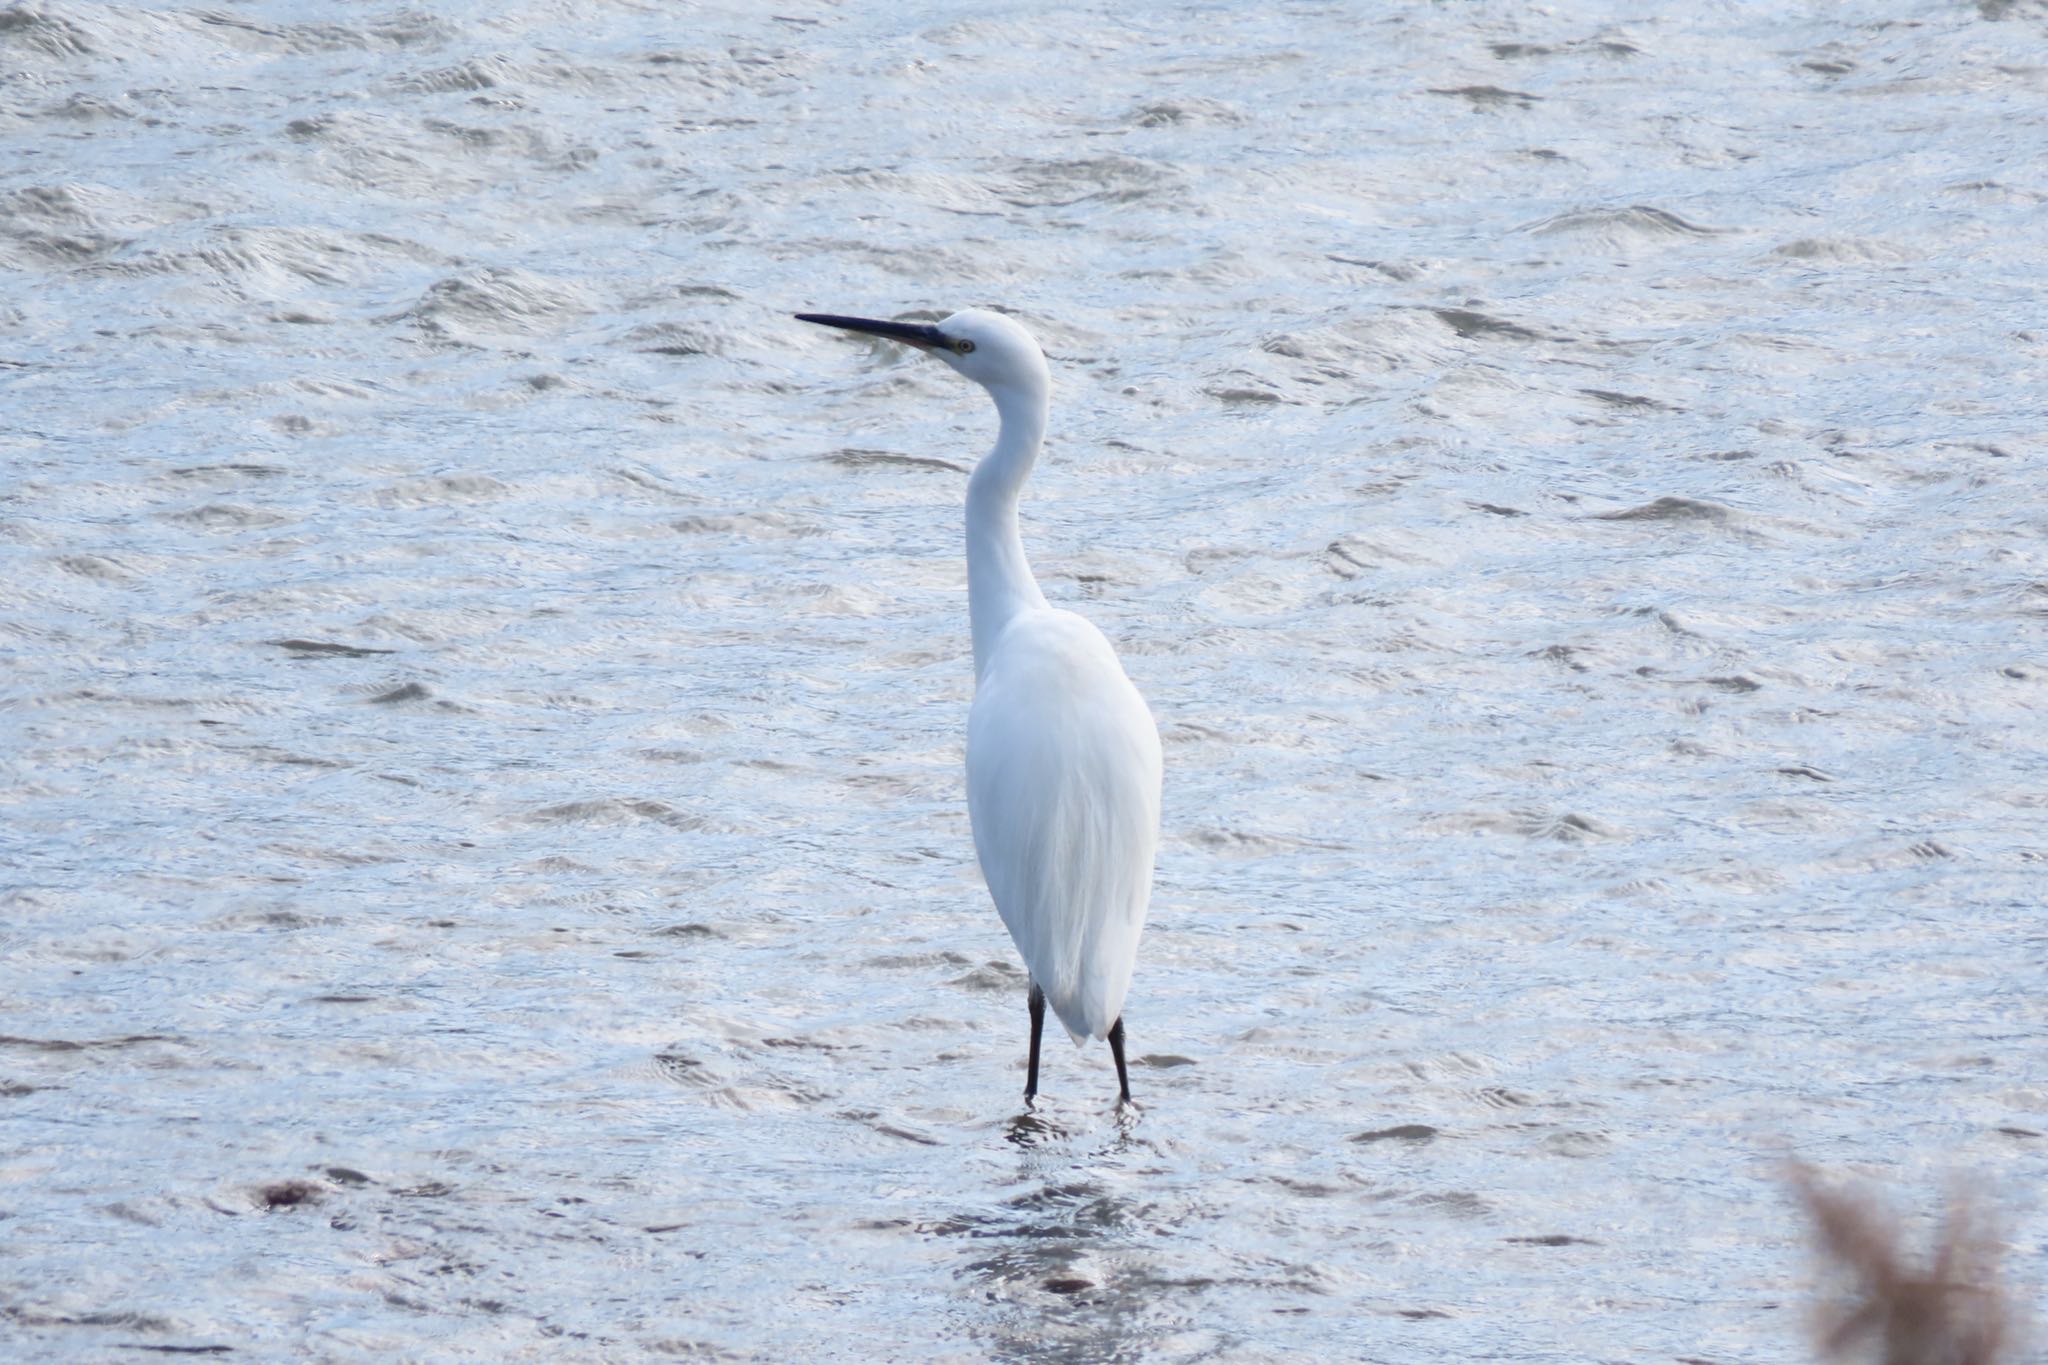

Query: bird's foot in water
[1113,1096,1142,1129]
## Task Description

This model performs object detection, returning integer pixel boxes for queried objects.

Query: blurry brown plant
[1787,1161,2024,1365]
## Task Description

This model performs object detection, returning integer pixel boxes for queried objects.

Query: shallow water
[3,0,2045,1358]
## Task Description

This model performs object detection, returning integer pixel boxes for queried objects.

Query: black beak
[795,313,946,350]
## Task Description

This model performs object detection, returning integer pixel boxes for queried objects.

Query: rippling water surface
[4,1,2045,1358]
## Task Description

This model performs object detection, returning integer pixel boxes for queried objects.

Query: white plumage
[968,608,1161,1043]
[796,305,1162,1106]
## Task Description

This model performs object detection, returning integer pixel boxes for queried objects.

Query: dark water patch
[1352,1124,1440,1143]
[0,6,95,59]
[93,225,408,290]
[0,186,130,262]
[1325,253,1420,280]
[1579,388,1680,412]
[1205,381,1287,405]
[839,1110,941,1146]
[996,1110,1070,1149]
[1544,1130,1614,1158]
[1188,826,1351,854]
[169,462,286,482]
[192,8,458,54]
[5,1308,176,1332]
[826,448,967,474]
[948,959,1026,993]
[256,1180,324,1209]
[205,908,337,931]
[529,797,704,830]
[1522,205,1724,238]
[1592,496,1739,525]
[381,1181,455,1203]
[624,321,732,356]
[52,553,141,582]
[867,949,972,969]
[1430,811,1615,842]
[0,1034,178,1052]
[990,154,1183,209]
[1531,643,1593,672]
[998,1180,1131,1230]
[401,267,588,338]
[46,92,134,120]
[670,510,823,539]
[163,503,292,530]
[653,1052,718,1087]
[1127,96,1243,127]
[756,1036,847,1053]
[374,473,511,507]
[1326,541,1371,579]
[1506,1234,1601,1246]
[391,57,516,94]
[367,681,432,704]
[1427,85,1541,110]
[1411,1190,1495,1219]
[1772,237,1910,264]
[1475,1087,1538,1109]
[273,639,396,658]
[638,747,711,763]
[1432,308,1539,341]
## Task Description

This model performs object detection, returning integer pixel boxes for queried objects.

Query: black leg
[1024,982,1046,1102]
[1108,1016,1131,1106]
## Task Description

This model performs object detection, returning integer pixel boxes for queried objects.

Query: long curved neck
[966,379,1051,680]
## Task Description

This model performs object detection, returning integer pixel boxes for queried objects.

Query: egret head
[797,308,1049,398]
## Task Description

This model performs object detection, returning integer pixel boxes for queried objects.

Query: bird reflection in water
[955,1173,1165,1365]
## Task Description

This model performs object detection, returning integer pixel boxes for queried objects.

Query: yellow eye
[955,339,976,354]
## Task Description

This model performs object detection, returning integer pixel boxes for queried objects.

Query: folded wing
[966,609,1162,1042]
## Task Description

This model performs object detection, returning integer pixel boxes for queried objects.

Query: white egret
[796,308,1163,1109]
